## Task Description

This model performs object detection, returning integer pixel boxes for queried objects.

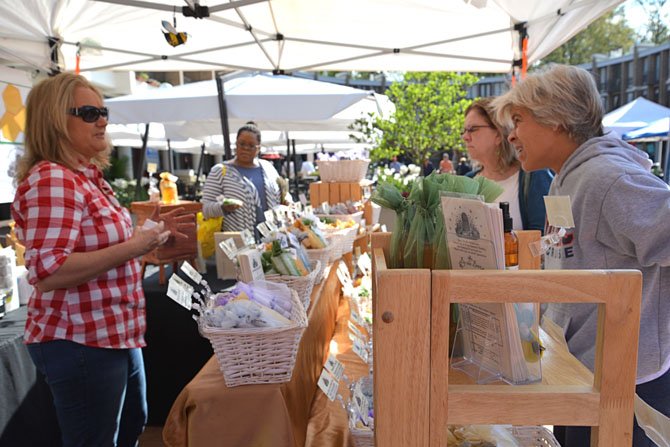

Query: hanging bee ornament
[162,19,187,47]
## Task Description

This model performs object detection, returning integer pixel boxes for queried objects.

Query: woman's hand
[129,221,172,257]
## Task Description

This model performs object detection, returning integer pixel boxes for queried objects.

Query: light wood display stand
[371,232,642,447]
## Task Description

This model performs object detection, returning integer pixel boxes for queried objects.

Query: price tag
[264,209,275,224]
[352,383,370,426]
[350,308,366,328]
[167,274,194,310]
[317,369,339,401]
[298,193,307,206]
[357,252,372,276]
[352,337,369,363]
[544,196,575,228]
[324,354,345,380]
[336,268,352,289]
[336,261,352,285]
[240,229,255,247]
[180,261,202,284]
[305,205,313,214]
[219,238,239,261]
[321,202,330,214]
[256,222,271,238]
[348,320,365,341]
[265,220,279,232]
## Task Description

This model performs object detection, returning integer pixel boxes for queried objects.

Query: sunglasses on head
[68,106,109,123]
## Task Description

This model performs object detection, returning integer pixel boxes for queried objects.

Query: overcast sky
[623,0,670,34]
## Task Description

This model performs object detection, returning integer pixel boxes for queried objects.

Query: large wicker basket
[199,289,308,387]
[316,160,370,182]
[265,261,321,311]
[323,225,358,260]
[305,245,334,283]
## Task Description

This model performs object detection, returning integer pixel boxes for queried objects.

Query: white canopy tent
[0,0,624,75]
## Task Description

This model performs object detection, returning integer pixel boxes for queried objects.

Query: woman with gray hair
[463,98,552,232]
[492,64,670,447]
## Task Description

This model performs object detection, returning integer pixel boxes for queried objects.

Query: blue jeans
[28,340,147,447]
[554,367,670,446]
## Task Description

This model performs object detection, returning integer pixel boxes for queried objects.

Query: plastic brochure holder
[450,302,542,386]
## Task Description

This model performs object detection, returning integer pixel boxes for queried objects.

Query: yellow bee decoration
[162,20,187,47]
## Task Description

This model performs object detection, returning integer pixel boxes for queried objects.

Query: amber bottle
[499,202,518,269]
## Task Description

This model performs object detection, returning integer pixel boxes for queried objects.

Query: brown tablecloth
[163,263,343,447]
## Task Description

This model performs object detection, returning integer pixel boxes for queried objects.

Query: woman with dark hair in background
[201,122,288,235]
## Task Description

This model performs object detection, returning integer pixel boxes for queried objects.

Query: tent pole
[292,139,299,198]
[167,138,173,173]
[194,143,206,196]
[215,73,232,160]
[135,122,150,200]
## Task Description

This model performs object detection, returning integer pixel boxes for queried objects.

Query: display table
[163,262,342,447]
[0,306,60,446]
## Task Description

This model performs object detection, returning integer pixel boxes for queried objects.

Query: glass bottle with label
[499,202,518,270]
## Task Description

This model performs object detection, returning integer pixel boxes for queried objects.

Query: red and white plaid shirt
[11,161,146,348]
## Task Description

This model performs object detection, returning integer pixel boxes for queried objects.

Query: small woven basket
[323,225,359,260]
[305,246,333,283]
[315,211,364,225]
[350,427,374,447]
[265,261,320,311]
[316,159,370,183]
[199,289,308,387]
[508,426,561,447]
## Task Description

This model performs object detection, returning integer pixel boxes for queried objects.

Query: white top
[495,170,523,230]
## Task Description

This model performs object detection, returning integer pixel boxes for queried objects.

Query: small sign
[264,209,275,224]
[219,238,239,260]
[348,320,365,340]
[324,354,345,380]
[167,274,193,310]
[317,369,339,401]
[298,193,307,206]
[352,337,369,363]
[237,249,265,283]
[240,229,255,247]
[256,222,271,238]
[381,224,388,233]
[544,196,575,228]
[180,261,202,284]
[357,252,372,276]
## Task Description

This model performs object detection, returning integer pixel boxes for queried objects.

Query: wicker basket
[350,427,374,447]
[305,246,333,283]
[315,211,364,225]
[508,426,561,447]
[199,289,308,387]
[316,159,370,183]
[264,261,321,311]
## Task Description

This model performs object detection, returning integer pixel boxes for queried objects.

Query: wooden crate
[309,181,362,207]
[371,232,642,447]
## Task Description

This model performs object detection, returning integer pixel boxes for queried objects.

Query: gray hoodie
[544,135,670,383]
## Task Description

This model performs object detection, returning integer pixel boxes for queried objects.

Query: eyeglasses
[68,106,109,123]
[460,125,493,137]
[236,142,259,150]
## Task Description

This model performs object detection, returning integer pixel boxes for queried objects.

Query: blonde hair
[16,72,110,183]
[465,97,519,173]
[492,64,604,145]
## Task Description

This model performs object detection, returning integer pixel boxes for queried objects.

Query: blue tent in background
[603,97,670,136]
[623,117,670,140]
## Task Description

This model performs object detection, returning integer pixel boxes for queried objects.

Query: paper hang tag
[380,224,388,233]
[544,196,575,228]
[240,229,255,247]
[324,354,345,380]
[265,220,279,232]
[294,201,303,212]
[320,202,330,214]
[317,369,339,401]
[336,268,353,289]
[348,318,365,339]
[298,193,307,206]
[167,274,194,310]
[180,261,202,284]
[356,252,372,275]
[219,238,240,261]
[305,205,313,214]
[256,222,271,238]
[352,384,370,426]
[264,209,275,224]
[352,337,368,363]
[350,309,366,328]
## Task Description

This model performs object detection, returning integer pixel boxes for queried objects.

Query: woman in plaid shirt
[11,73,173,447]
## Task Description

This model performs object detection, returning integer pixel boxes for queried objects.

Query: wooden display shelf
[309,181,363,206]
[130,200,202,283]
[371,232,642,447]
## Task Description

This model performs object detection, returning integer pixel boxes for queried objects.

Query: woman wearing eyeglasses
[201,122,287,236]
[10,73,182,447]
[462,98,553,232]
